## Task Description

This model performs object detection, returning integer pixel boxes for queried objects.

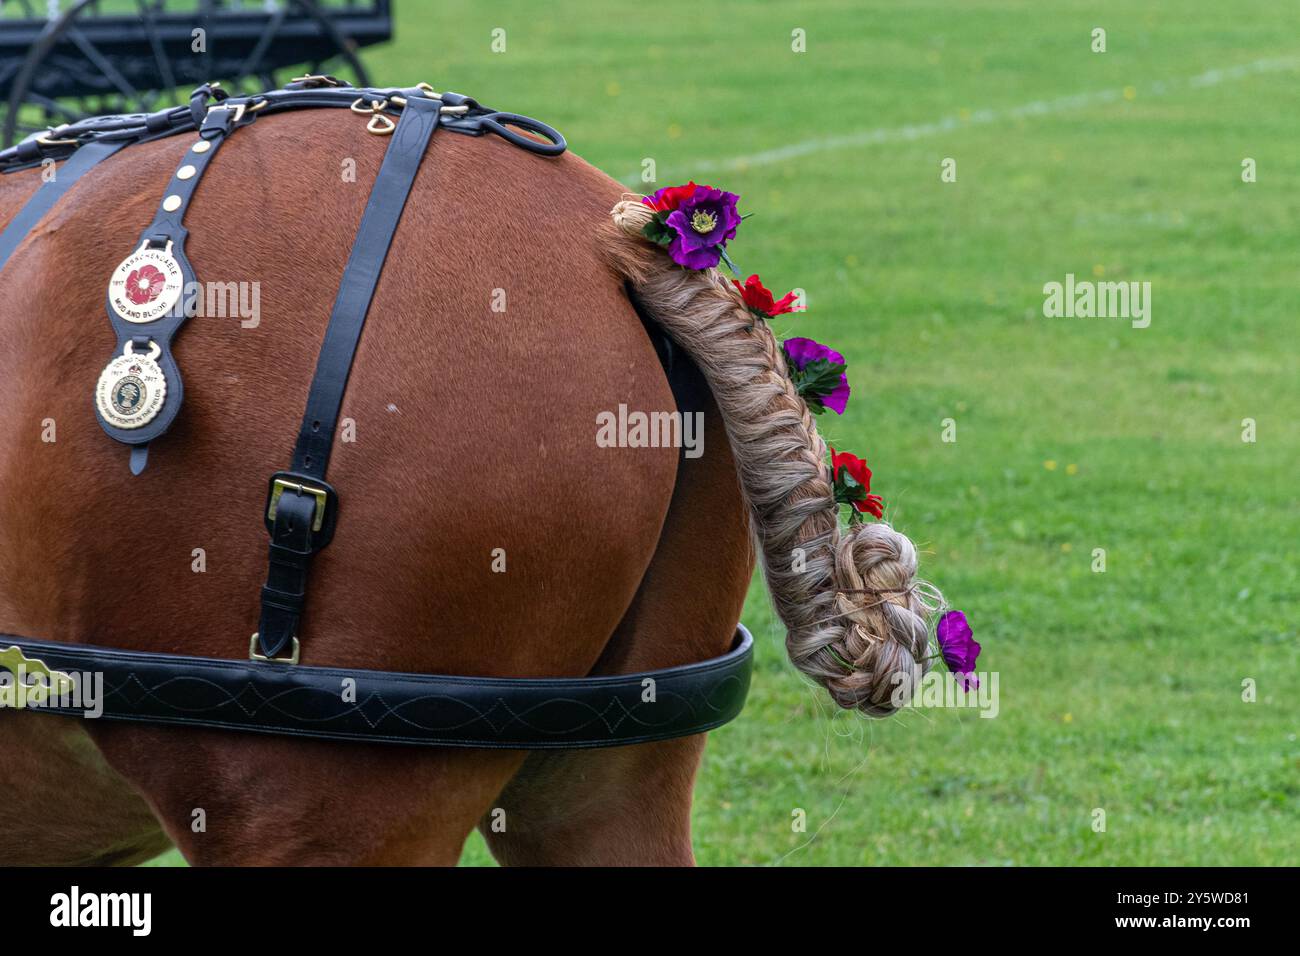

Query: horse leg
[481,404,753,866]
[95,727,527,866]
[0,715,171,866]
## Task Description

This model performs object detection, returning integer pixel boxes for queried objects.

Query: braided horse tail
[603,199,943,715]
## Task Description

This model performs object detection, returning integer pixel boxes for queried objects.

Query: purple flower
[783,336,851,414]
[664,185,741,269]
[937,610,980,690]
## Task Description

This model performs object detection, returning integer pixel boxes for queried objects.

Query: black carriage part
[0,0,390,147]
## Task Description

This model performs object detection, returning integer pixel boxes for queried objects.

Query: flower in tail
[937,610,980,690]
[829,446,883,520]
[784,337,850,415]
[640,182,742,270]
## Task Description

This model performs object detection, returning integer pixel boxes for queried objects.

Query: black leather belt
[0,80,755,749]
[1,629,752,748]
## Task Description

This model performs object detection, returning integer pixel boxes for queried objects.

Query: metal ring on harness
[350,97,396,135]
[123,338,162,362]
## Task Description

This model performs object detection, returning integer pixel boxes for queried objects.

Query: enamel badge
[95,349,167,429]
[107,243,184,323]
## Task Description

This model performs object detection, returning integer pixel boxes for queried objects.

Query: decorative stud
[163,195,182,212]
[176,165,196,180]
[191,140,211,153]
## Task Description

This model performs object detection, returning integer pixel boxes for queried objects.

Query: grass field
[147,0,1299,866]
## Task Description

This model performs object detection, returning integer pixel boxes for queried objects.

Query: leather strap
[0,627,753,748]
[0,85,565,174]
[95,101,246,453]
[291,95,439,478]
[255,95,441,660]
[0,139,127,272]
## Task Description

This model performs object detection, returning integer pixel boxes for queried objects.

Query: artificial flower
[937,610,980,690]
[732,274,798,319]
[641,181,700,213]
[640,182,742,270]
[783,337,850,415]
[664,184,741,269]
[829,446,884,520]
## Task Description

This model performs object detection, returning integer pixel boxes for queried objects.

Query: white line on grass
[626,55,1300,183]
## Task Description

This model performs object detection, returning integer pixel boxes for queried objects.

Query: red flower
[830,447,884,517]
[831,447,872,490]
[731,274,798,319]
[125,265,166,305]
[642,181,703,213]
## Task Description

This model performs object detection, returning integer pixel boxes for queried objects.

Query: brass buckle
[249,634,300,665]
[291,73,345,88]
[35,127,77,147]
[267,478,328,532]
[208,101,247,125]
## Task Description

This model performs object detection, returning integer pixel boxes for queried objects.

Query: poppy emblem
[125,265,166,305]
[107,245,184,324]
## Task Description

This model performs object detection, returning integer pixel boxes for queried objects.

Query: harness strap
[0,139,127,272]
[93,102,247,465]
[255,94,442,661]
[0,628,753,749]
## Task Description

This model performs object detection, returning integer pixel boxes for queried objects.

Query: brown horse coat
[0,109,751,865]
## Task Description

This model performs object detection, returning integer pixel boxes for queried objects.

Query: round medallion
[107,245,184,324]
[95,353,167,429]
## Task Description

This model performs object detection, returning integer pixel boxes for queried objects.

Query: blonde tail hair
[604,198,942,715]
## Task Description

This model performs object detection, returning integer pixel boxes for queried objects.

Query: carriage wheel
[1,0,374,147]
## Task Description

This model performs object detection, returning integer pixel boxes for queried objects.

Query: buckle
[267,477,328,532]
[249,634,300,665]
[205,100,247,126]
[289,73,346,89]
[35,127,78,147]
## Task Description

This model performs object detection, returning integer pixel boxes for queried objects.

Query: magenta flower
[937,610,980,690]
[782,337,851,414]
[663,185,741,269]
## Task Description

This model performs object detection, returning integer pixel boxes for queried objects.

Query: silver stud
[191,140,211,153]
[176,165,196,180]
[162,195,182,212]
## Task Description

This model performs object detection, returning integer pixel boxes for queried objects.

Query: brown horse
[0,104,938,865]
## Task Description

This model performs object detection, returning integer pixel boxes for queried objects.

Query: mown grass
[152,0,1298,866]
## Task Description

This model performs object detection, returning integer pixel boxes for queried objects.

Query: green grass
[152,0,1298,866]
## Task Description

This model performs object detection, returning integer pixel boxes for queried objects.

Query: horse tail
[603,198,944,716]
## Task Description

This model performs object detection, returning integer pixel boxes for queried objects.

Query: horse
[0,98,940,866]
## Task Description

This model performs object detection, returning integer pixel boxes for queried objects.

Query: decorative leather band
[0,626,753,748]
[255,95,442,661]
[94,101,245,461]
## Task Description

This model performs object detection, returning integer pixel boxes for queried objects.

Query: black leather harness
[0,79,753,748]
